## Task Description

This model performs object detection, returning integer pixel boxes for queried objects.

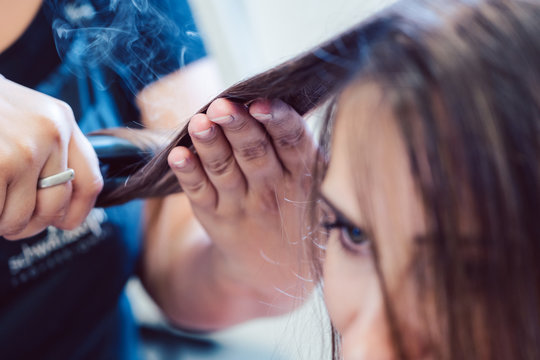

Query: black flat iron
[89,134,153,205]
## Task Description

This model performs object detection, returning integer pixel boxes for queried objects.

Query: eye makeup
[319,193,371,255]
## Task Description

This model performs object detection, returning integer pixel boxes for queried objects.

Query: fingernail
[173,158,187,169]
[193,126,215,139]
[210,115,234,124]
[252,113,273,121]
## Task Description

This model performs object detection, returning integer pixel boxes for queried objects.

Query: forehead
[322,82,399,204]
[329,80,409,174]
[319,84,379,221]
[322,80,426,252]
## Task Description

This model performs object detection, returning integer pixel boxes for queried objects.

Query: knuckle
[194,194,216,211]
[37,112,65,143]
[255,188,280,213]
[237,138,270,161]
[0,152,18,179]
[275,126,305,149]
[42,120,64,148]
[191,128,219,145]
[195,198,215,211]
[49,210,67,223]
[36,200,68,221]
[0,202,35,236]
[81,176,104,200]
[273,99,296,118]
[56,205,68,220]
[55,100,76,122]
[91,176,105,196]
[184,182,216,209]
[2,220,30,237]
[15,141,38,168]
[227,116,249,132]
[216,173,243,192]
[205,153,236,176]
[29,115,66,154]
[183,179,208,195]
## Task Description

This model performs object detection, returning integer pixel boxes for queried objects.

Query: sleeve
[47,0,208,94]
[117,0,208,92]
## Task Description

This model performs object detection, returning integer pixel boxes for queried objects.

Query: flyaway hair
[93,16,389,207]
[92,1,540,358]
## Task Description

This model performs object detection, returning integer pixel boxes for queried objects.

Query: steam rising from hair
[46,0,204,93]
[49,0,540,358]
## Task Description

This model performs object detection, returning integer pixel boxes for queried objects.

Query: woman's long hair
[316,0,540,359]
[97,0,540,358]
[93,8,386,207]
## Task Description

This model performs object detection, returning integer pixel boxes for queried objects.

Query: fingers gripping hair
[92,21,378,207]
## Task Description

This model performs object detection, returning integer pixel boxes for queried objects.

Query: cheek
[323,234,365,332]
[322,233,382,335]
[323,235,397,359]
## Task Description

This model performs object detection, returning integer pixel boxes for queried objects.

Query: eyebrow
[318,191,359,227]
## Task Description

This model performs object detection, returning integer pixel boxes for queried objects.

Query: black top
[0,1,206,359]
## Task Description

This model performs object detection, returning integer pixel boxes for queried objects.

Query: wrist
[209,241,309,308]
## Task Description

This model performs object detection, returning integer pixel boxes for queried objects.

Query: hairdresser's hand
[0,77,103,240]
[168,98,316,299]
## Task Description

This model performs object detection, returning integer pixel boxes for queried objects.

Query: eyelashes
[322,220,369,245]
[319,200,371,254]
[322,219,370,254]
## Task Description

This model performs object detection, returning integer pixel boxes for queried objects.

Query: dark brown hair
[315,0,540,359]
[93,13,387,207]
[97,0,540,358]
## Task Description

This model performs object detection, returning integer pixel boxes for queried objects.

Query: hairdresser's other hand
[0,77,103,240]
[166,98,316,325]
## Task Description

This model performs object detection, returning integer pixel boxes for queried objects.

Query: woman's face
[320,83,435,359]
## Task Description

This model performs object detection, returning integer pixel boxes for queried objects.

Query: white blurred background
[190,0,397,85]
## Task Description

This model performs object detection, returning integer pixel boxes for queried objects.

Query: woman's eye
[318,198,371,254]
[341,225,369,246]
[322,220,370,253]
